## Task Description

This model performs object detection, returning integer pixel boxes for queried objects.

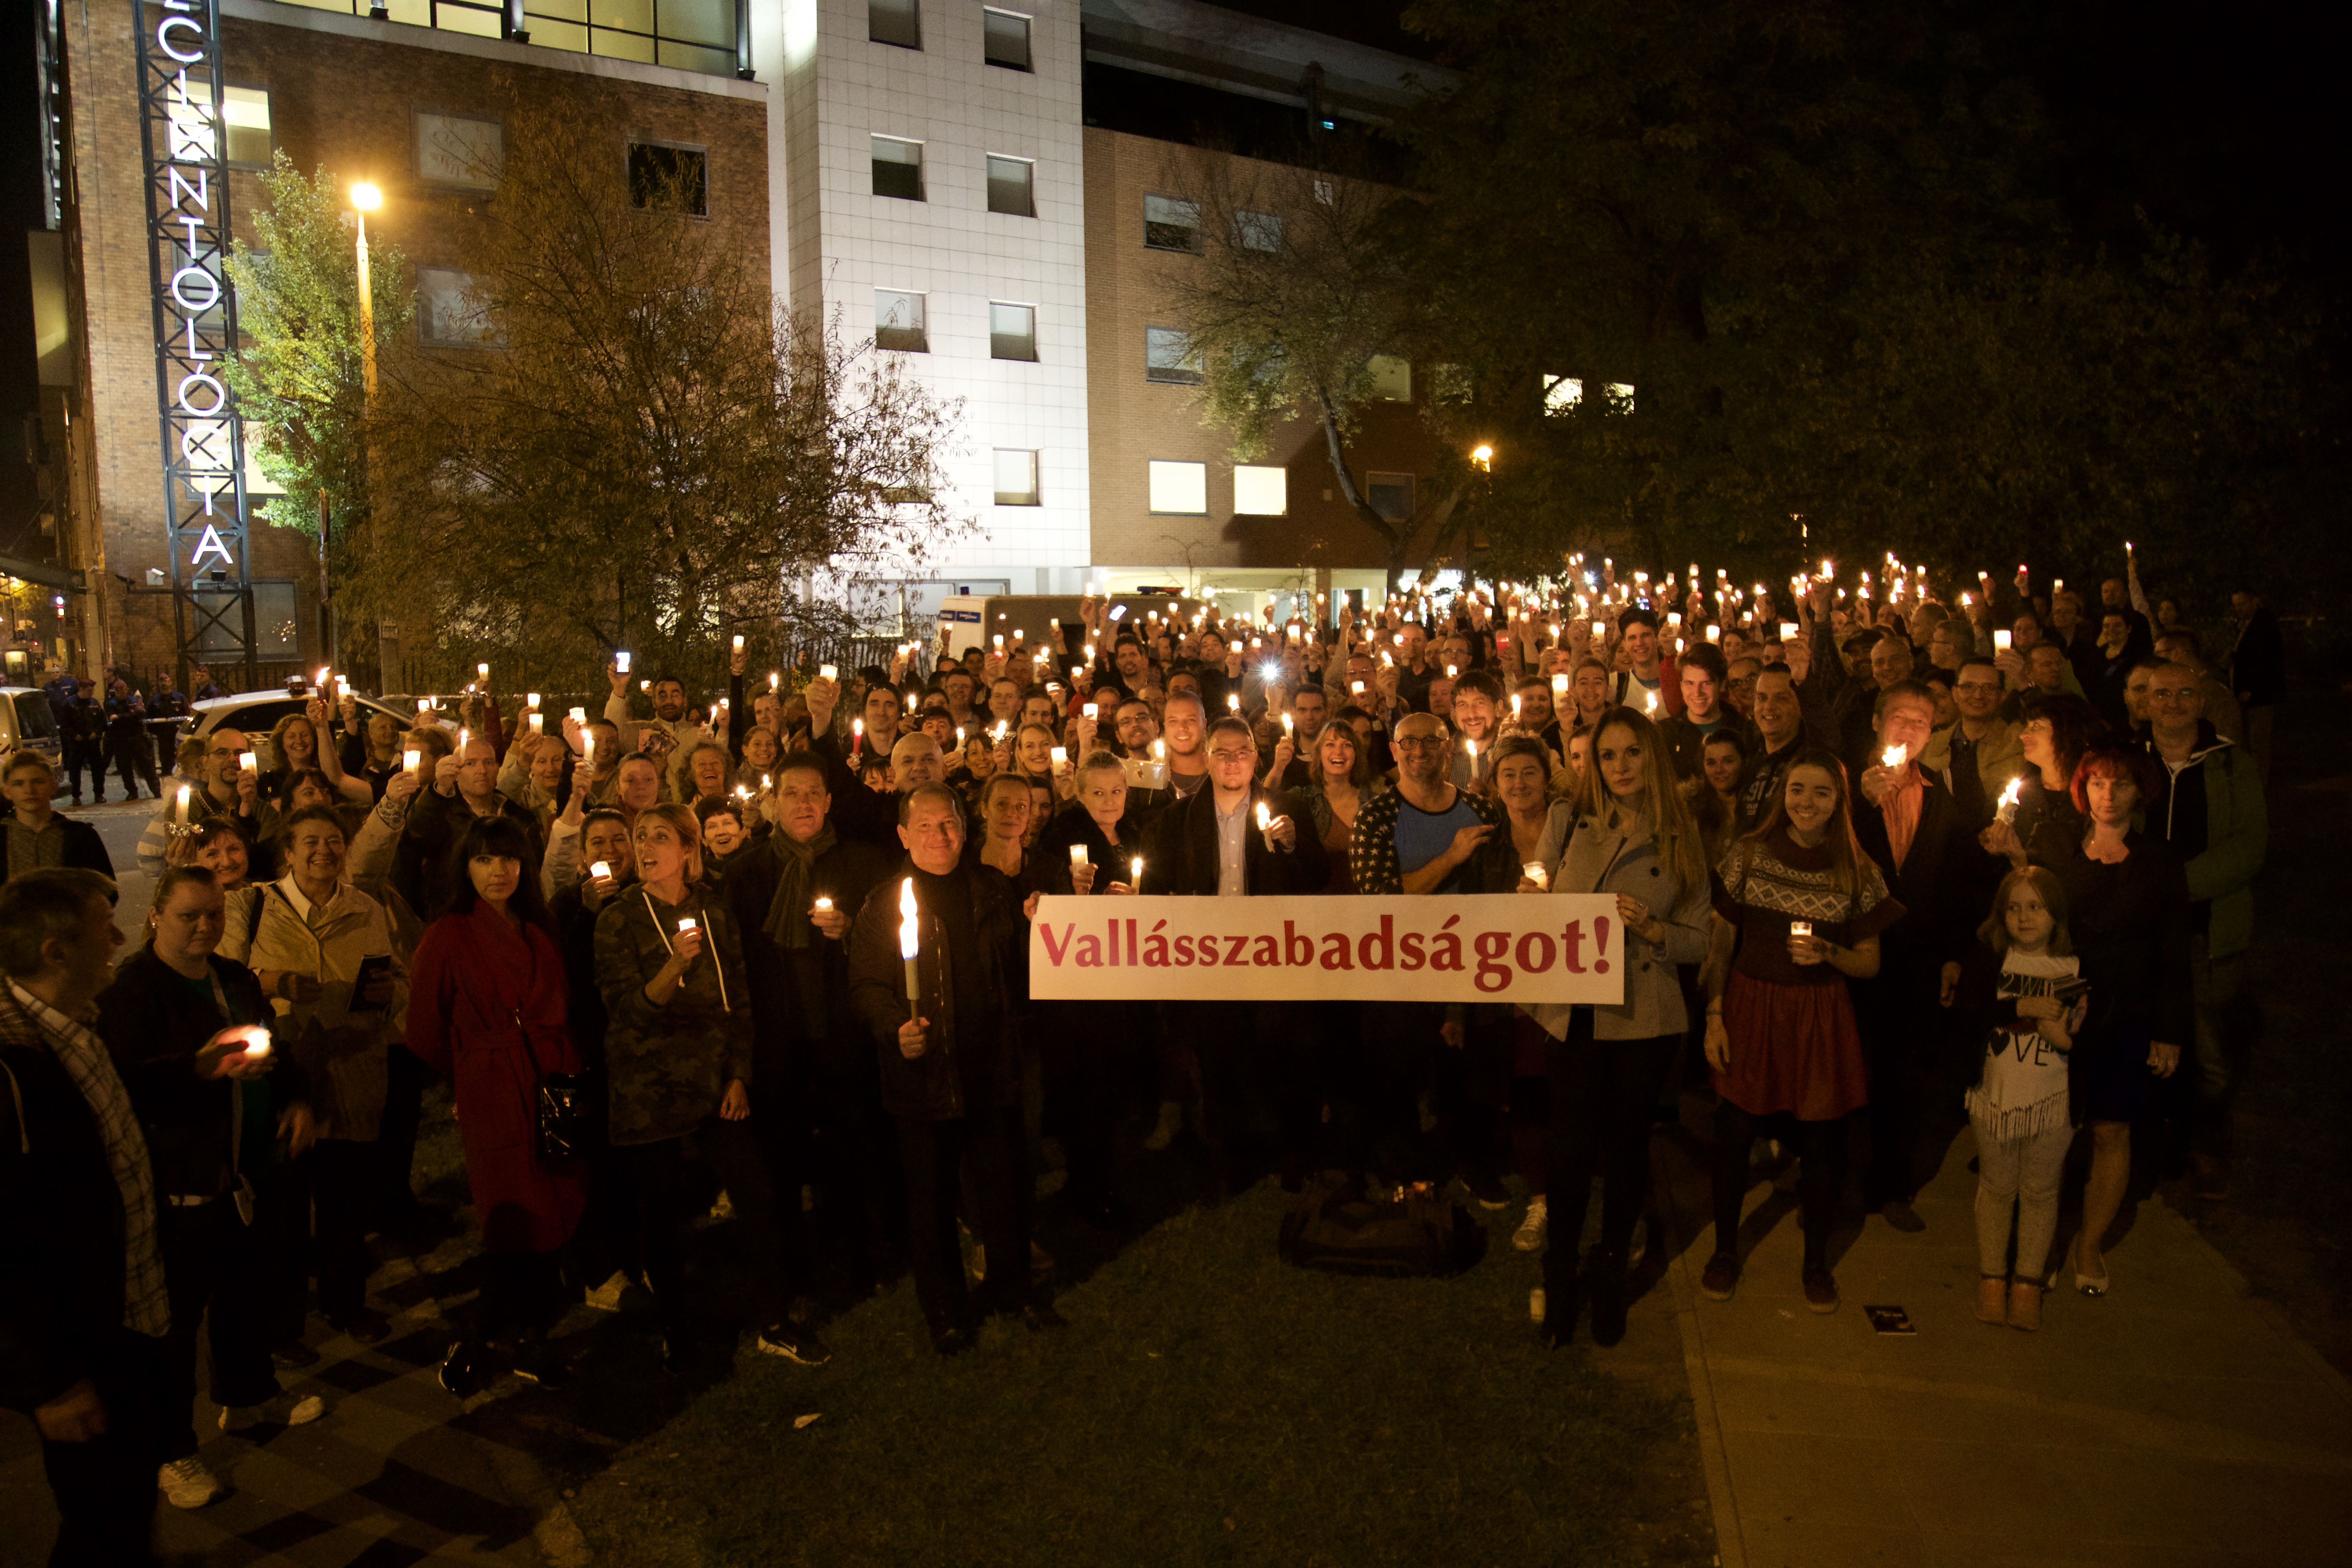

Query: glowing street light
[1470,443,1494,472]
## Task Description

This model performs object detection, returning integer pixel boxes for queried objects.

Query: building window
[875,290,927,352]
[223,86,272,168]
[1143,194,1200,252]
[982,8,1031,70]
[986,156,1035,217]
[1367,472,1414,521]
[1144,327,1203,385]
[1542,374,1583,415]
[417,267,500,347]
[869,0,920,49]
[1367,355,1412,401]
[1232,465,1286,515]
[993,449,1040,506]
[872,136,924,201]
[1605,382,1636,412]
[1148,460,1207,515]
[628,142,707,215]
[989,302,1037,361]
[1235,210,1282,252]
[415,111,502,191]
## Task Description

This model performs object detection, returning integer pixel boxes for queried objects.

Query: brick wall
[67,2,769,684]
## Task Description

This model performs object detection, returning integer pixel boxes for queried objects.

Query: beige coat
[1919,717,2024,805]
[245,877,410,1142]
[1525,801,1712,1041]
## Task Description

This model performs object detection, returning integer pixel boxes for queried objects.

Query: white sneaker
[158,1455,227,1509]
[1142,1100,1183,1151]
[584,1269,631,1311]
[218,1392,326,1433]
[1512,1195,1550,1253]
[1528,1286,1547,1324]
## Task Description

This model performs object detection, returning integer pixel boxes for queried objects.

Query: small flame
[898,878,919,961]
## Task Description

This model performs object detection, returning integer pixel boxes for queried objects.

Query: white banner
[1026,895,1626,1004]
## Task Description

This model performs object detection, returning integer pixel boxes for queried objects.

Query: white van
[934,592,1210,664]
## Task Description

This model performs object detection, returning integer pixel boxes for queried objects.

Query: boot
[1587,1247,1629,1347]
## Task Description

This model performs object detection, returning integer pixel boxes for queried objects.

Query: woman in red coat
[406,813,586,1394]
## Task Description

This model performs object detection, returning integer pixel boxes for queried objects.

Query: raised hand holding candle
[175,784,191,823]
[590,861,612,882]
[403,749,422,773]
[1881,744,1906,769]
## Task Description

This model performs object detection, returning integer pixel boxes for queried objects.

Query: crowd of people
[0,551,2285,1564]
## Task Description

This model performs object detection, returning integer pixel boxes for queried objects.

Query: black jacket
[1851,771,1986,989]
[0,989,130,1414]
[398,787,545,921]
[847,859,1029,1121]
[94,948,295,1200]
[0,808,115,879]
[721,831,897,1063]
[1034,802,1161,892]
[1139,782,1327,897]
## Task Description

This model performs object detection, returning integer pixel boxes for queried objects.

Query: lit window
[1542,374,1583,415]
[986,156,1034,217]
[870,0,920,49]
[1233,465,1286,515]
[982,8,1031,70]
[416,112,502,191]
[1367,355,1412,401]
[875,290,927,352]
[993,449,1040,506]
[628,143,707,216]
[1235,210,1282,251]
[417,267,500,347]
[1148,460,1207,515]
[1367,472,1414,521]
[223,86,272,168]
[872,136,924,201]
[989,302,1037,361]
[1606,382,1636,412]
[1144,326,1203,385]
[1143,194,1199,252]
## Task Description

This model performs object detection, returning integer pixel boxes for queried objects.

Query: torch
[898,878,920,1003]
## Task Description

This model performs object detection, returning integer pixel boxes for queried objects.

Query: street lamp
[1470,443,1494,472]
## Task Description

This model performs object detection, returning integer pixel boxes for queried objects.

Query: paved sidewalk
[1655,1116,2352,1568]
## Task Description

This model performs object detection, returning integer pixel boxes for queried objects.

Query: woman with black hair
[1981,692,2105,871]
[404,814,587,1393]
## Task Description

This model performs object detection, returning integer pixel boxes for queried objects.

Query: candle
[732,634,744,652]
[458,728,469,751]
[1130,856,1144,886]
[1995,778,2024,824]
[315,665,330,687]
[1446,665,1458,679]
[1788,920,1814,938]
[527,691,541,709]
[1254,800,1271,832]
[477,662,490,680]
[813,896,832,913]
[418,698,431,715]
[1083,703,1098,720]
[1227,693,1240,712]
[677,916,698,935]
[770,672,780,690]
[403,749,421,773]
[236,1025,272,1062]
[1523,861,1549,890]
[1069,842,1088,866]
[616,651,632,674]
[569,706,586,723]
[1550,674,1568,701]
[639,680,650,692]
[590,861,612,881]
[1705,624,1721,643]
[175,784,191,822]
[851,718,864,756]
[1050,746,1069,773]
[1779,621,1798,641]
[1994,630,2013,651]
[238,751,257,774]
[898,878,921,1001]
[1152,739,1165,760]
[1510,695,1522,720]
[1351,680,1366,695]
[994,634,1004,650]
[1881,744,1905,769]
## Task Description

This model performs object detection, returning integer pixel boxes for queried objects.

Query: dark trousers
[1357,1001,1449,1185]
[1856,973,1945,1206]
[625,1118,790,1334]
[1039,1002,1120,1207]
[469,1250,566,1345]
[376,1045,433,1222]
[157,1197,282,1460]
[1544,1017,1677,1279]
[41,1329,163,1567]
[107,737,159,799]
[1189,1000,1318,1185]
[309,1138,377,1321]
[895,1107,1029,1334]
[61,742,106,801]
[1712,1102,1847,1271]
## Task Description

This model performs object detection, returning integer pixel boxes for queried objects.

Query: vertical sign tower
[134,0,258,689]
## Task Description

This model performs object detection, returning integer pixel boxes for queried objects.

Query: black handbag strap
[512,1008,545,1082]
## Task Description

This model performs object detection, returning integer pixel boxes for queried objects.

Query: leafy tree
[355,110,967,696]
[224,155,413,671]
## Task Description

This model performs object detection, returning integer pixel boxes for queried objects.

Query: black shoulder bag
[514,1008,599,1163]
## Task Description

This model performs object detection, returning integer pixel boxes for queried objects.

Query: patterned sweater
[1350,784,1510,896]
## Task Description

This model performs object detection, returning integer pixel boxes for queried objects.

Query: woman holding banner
[1520,711,1711,1346]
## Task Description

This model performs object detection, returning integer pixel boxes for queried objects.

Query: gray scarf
[764,821,837,951]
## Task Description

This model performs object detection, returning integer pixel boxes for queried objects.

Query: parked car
[188,689,418,770]
[0,687,64,769]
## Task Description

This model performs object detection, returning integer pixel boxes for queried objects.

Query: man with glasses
[1348,713,1511,1200]
[1141,716,1324,1192]
[1918,656,2021,830]
[2142,662,2266,1200]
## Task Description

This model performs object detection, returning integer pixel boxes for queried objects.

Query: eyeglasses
[1393,736,1448,750]
[1207,749,1256,765]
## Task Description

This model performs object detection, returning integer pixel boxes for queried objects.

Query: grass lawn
[564,1182,1714,1568]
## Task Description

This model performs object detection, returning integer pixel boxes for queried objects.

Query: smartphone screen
[1109,605,1127,622]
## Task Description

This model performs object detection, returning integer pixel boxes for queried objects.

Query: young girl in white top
[1950,865,2082,1331]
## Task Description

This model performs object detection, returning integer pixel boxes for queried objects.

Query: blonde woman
[1520,708,1712,1346]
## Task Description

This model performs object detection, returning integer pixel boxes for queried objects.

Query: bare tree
[356,109,967,694]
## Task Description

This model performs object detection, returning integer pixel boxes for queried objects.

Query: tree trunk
[1314,390,1407,593]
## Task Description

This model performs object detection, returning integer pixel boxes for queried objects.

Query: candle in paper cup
[1083,703,1098,720]
[590,861,612,882]
[813,897,832,913]
[1788,920,1814,939]
[732,634,744,652]
[1779,621,1798,641]
[1227,693,1240,712]
[1068,843,1088,867]
[1523,861,1549,890]
[1050,746,1069,774]
[418,698,431,715]
[769,672,780,690]
[477,662,490,680]
[818,664,838,683]
[677,916,698,935]
[639,680,649,693]
[1994,630,2013,651]
[1510,695,1522,720]
[238,751,257,774]
[527,712,543,735]
[1281,712,1294,737]
[569,706,586,724]
[239,1026,272,1062]
[1705,624,1721,643]
[403,749,422,773]
[1352,680,1367,695]
[1550,674,1569,701]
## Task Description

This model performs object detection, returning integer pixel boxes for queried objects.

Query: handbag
[514,1009,598,1163]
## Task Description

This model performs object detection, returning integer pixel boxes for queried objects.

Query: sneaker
[1699,1251,1741,1302]
[756,1322,833,1366]
[1511,1195,1549,1253]
[158,1455,226,1509]
[583,1270,632,1311]
[1528,1286,1547,1324]
[219,1391,326,1432]
[1459,1168,1511,1210]
[1142,1100,1184,1151]
[438,1341,488,1399]
[1880,1199,1926,1233]
[1801,1266,1840,1314]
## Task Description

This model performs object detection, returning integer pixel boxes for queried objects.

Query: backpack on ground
[1277,1173,1481,1278]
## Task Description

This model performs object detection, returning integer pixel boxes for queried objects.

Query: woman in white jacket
[1524,706,1712,1348]
[245,804,408,1342]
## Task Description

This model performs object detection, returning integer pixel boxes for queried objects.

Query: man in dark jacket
[848,784,1052,1353]
[1142,715,1327,1190]
[2,753,114,883]
[57,683,109,805]
[1851,681,1985,1231]
[0,868,164,1565]
[103,678,162,802]
[723,753,897,1289]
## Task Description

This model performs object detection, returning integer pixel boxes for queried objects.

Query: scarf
[765,821,837,951]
